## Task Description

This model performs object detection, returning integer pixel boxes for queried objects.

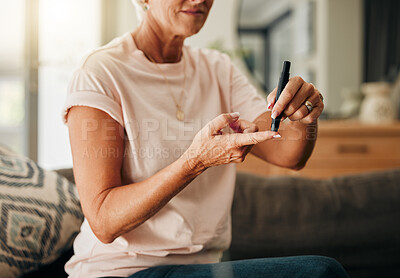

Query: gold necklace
[147,54,187,121]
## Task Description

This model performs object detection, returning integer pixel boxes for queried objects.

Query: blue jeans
[127,256,349,278]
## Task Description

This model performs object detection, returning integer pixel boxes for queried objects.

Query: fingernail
[273,134,281,139]
[231,112,240,118]
[267,102,273,110]
[271,111,279,119]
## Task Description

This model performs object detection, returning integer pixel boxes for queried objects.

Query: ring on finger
[304,100,313,113]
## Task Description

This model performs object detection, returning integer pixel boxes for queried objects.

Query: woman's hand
[183,113,277,172]
[267,76,324,124]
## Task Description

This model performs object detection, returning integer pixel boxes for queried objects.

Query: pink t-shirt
[62,32,268,277]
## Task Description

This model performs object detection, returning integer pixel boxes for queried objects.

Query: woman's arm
[67,107,276,244]
[250,77,324,169]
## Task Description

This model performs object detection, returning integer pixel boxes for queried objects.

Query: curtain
[364,0,400,82]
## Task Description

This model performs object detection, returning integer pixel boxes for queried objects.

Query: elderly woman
[62,0,348,277]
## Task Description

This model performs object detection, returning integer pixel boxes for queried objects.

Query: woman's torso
[63,32,243,277]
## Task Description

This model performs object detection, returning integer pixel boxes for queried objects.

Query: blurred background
[0,0,399,175]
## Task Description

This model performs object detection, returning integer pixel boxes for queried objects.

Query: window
[0,0,137,169]
[38,0,102,169]
[0,0,26,154]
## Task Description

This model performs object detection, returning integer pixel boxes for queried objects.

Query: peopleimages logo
[80,145,230,161]
[80,117,211,142]
[81,146,190,160]
[78,116,318,159]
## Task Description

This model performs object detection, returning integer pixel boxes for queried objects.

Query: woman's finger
[229,119,258,134]
[242,145,253,158]
[242,124,258,133]
[299,96,325,124]
[228,119,242,133]
[299,105,324,124]
[271,76,304,119]
[267,88,278,109]
[205,112,240,136]
[230,130,277,147]
[282,82,314,118]
[290,88,324,121]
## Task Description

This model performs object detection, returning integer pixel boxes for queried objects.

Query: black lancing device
[271,61,291,132]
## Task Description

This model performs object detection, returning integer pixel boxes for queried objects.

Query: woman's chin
[184,23,207,36]
[175,27,203,38]
[175,15,207,36]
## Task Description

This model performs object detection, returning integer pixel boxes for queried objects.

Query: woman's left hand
[228,118,261,158]
[267,76,324,124]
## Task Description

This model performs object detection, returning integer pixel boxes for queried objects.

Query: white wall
[323,0,363,113]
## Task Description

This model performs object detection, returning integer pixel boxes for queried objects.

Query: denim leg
[129,255,349,278]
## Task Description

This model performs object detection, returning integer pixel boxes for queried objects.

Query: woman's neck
[133,16,185,63]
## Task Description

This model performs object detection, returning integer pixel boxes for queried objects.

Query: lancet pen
[271,61,291,132]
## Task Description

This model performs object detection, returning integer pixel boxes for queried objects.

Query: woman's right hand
[183,112,278,172]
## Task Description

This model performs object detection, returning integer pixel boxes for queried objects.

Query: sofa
[1,145,399,277]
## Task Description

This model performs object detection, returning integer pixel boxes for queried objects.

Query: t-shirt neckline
[127,32,187,74]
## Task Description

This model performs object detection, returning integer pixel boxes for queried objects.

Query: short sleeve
[230,63,269,122]
[61,69,124,127]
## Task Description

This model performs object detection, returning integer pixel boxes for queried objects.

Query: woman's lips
[181,9,204,16]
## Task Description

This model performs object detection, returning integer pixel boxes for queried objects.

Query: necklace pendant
[176,108,185,121]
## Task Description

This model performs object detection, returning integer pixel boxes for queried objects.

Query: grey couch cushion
[230,170,400,277]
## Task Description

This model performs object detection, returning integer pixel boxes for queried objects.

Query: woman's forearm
[252,113,318,170]
[91,155,202,244]
[274,120,318,169]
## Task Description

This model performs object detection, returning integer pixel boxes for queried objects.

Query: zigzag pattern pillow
[0,145,83,277]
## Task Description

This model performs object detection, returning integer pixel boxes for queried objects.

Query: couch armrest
[55,168,75,184]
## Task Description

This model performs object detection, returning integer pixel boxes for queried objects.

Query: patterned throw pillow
[0,145,83,277]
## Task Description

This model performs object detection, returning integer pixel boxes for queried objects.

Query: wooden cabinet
[237,121,400,179]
